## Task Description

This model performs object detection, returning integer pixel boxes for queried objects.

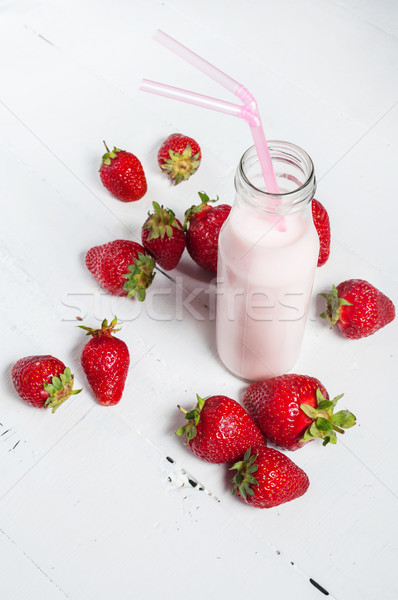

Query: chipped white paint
[1,1,398,599]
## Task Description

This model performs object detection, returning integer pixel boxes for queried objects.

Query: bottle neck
[234,141,317,214]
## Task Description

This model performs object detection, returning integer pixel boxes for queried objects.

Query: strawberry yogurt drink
[216,142,319,381]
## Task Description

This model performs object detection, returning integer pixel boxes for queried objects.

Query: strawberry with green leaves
[320,279,395,339]
[141,201,186,270]
[99,142,147,202]
[176,394,266,463]
[184,192,231,274]
[230,446,309,509]
[158,133,201,185]
[85,239,155,301]
[243,374,355,451]
[80,317,130,406]
[12,355,81,412]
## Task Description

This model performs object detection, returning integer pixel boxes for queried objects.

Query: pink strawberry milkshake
[216,142,319,381]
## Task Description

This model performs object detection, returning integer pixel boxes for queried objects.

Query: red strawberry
[243,374,355,451]
[80,317,130,406]
[141,201,186,270]
[231,447,309,509]
[176,394,267,463]
[11,355,81,412]
[320,279,395,339]
[184,192,231,274]
[85,239,155,301]
[158,133,201,185]
[99,142,147,202]
[312,198,330,267]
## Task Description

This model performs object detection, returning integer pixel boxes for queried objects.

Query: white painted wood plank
[318,112,398,278]
[0,410,324,600]
[332,0,398,38]
[162,0,398,127]
[0,1,397,599]
[0,530,69,599]
[11,0,370,177]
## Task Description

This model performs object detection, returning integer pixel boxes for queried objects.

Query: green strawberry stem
[78,316,121,337]
[183,191,219,230]
[43,367,82,413]
[161,144,201,186]
[99,141,124,169]
[122,252,156,302]
[143,201,182,241]
[300,388,356,446]
[230,447,259,500]
[175,394,206,443]
[319,285,353,327]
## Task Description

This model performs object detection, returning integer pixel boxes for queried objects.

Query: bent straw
[153,30,241,96]
[140,79,257,122]
[152,30,279,195]
[154,30,257,111]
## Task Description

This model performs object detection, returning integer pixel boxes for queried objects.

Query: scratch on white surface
[160,455,221,503]
[0,406,94,502]
[340,439,398,502]
[10,439,20,451]
[331,0,398,40]
[37,32,54,45]
[0,527,71,599]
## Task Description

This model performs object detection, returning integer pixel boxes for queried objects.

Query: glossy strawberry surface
[312,198,330,267]
[158,133,201,185]
[333,279,395,339]
[141,202,186,270]
[85,239,155,300]
[100,147,147,202]
[176,395,267,463]
[244,374,328,451]
[80,321,130,406]
[12,355,76,411]
[231,447,309,508]
[186,203,231,274]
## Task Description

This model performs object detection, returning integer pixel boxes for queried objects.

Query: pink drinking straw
[147,30,280,195]
[140,79,259,122]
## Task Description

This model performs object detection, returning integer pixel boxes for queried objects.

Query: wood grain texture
[1,1,397,598]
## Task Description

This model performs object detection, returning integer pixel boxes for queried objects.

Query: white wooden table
[1,1,397,598]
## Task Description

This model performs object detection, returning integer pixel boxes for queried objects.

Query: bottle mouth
[237,141,316,212]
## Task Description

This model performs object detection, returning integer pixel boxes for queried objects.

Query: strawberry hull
[158,133,201,185]
[85,240,155,300]
[176,395,267,463]
[243,375,328,451]
[12,355,67,408]
[99,146,147,202]
[244,374,355,450]
[232,447,310,508]
[141,203,186,271]
[11,355,80,411]
[336,280,395,339]
[185,195,231,274]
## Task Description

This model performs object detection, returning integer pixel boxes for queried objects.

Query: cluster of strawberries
[12,133,225,411]
[176,374,355,509]
[174,273,395,510]
[86,190,231,305]
[11,132,396,511]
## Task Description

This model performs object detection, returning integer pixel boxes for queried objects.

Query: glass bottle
[216,141,319,381]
